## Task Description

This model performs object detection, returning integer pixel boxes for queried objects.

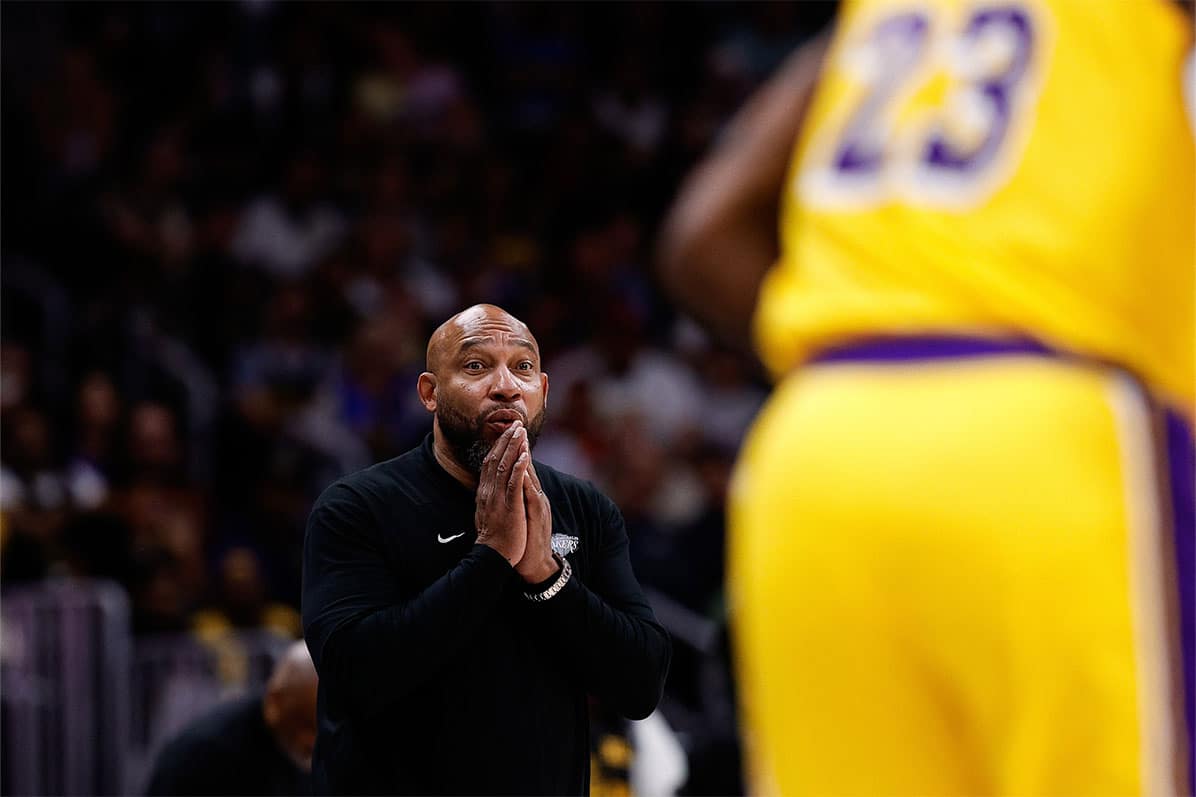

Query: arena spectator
[145,640,317,796]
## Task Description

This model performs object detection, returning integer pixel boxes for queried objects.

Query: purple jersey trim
[809,335,1055,364]
[1165,409,1195,789]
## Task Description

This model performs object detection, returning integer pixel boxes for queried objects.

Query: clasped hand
[473,421,558,583]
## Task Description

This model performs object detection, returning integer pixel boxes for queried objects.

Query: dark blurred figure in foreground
[145,640,317,796]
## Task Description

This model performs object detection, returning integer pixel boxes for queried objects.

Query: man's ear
[417,372,437,412]
[540,372,549,410]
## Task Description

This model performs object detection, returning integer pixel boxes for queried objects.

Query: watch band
[523,553,572,602]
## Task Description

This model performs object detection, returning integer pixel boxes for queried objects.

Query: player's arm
[657,34,829,349]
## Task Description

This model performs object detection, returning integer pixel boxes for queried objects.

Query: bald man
[302,305,670,795]
[145,641,317,796]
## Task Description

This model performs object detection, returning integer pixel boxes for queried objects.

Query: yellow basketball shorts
[729,337,1193,796]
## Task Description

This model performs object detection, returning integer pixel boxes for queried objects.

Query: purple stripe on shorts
[1165,409,1195,787]
[809,335,1056,364]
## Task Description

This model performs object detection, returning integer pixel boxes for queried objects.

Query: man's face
[427,312,548,473]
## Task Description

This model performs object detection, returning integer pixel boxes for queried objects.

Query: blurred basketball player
[659,0,1194,793]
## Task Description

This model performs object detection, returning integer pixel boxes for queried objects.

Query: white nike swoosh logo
[437,532,466,544]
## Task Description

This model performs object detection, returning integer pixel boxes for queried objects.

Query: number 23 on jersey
[798,1,1053,210]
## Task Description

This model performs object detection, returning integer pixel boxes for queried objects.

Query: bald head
[425,304,538,375]
[268,641,317,693]
[264,641,318,772]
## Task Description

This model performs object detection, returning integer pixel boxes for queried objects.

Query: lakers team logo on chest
[551,533,579,557]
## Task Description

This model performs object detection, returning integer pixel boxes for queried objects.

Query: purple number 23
[830,5,1037,193]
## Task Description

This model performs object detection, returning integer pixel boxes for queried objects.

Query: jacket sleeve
[523,492,672,720]
[301,482,512,717]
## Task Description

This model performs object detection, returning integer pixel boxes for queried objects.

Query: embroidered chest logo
[437,532,467,544]
[550,533,580,557]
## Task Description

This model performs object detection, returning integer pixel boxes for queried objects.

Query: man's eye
[517,361,534,371]
[465,361,484,371]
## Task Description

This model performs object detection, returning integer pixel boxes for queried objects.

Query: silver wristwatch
[523,554,572,602]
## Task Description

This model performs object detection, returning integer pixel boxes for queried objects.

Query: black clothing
[144,693,310,796]
[302,434,671,795]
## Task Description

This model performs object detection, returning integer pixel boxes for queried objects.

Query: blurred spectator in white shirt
[549,298,700,449]
[231,151,346,280]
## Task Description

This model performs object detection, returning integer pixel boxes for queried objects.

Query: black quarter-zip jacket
[301,434,671,795]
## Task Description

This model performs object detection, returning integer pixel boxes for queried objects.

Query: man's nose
[488,367,523,401]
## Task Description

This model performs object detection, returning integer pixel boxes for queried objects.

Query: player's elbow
[656,203,719,309]
[655,216,688,299]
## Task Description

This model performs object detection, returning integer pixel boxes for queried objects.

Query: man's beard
[436,400,545,474]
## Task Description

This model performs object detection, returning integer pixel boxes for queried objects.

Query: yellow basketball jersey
[755,0,1195,414]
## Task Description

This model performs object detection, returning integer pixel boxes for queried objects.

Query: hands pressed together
[473,421,559,584]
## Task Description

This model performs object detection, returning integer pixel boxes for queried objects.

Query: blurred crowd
[2,2,828,789]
